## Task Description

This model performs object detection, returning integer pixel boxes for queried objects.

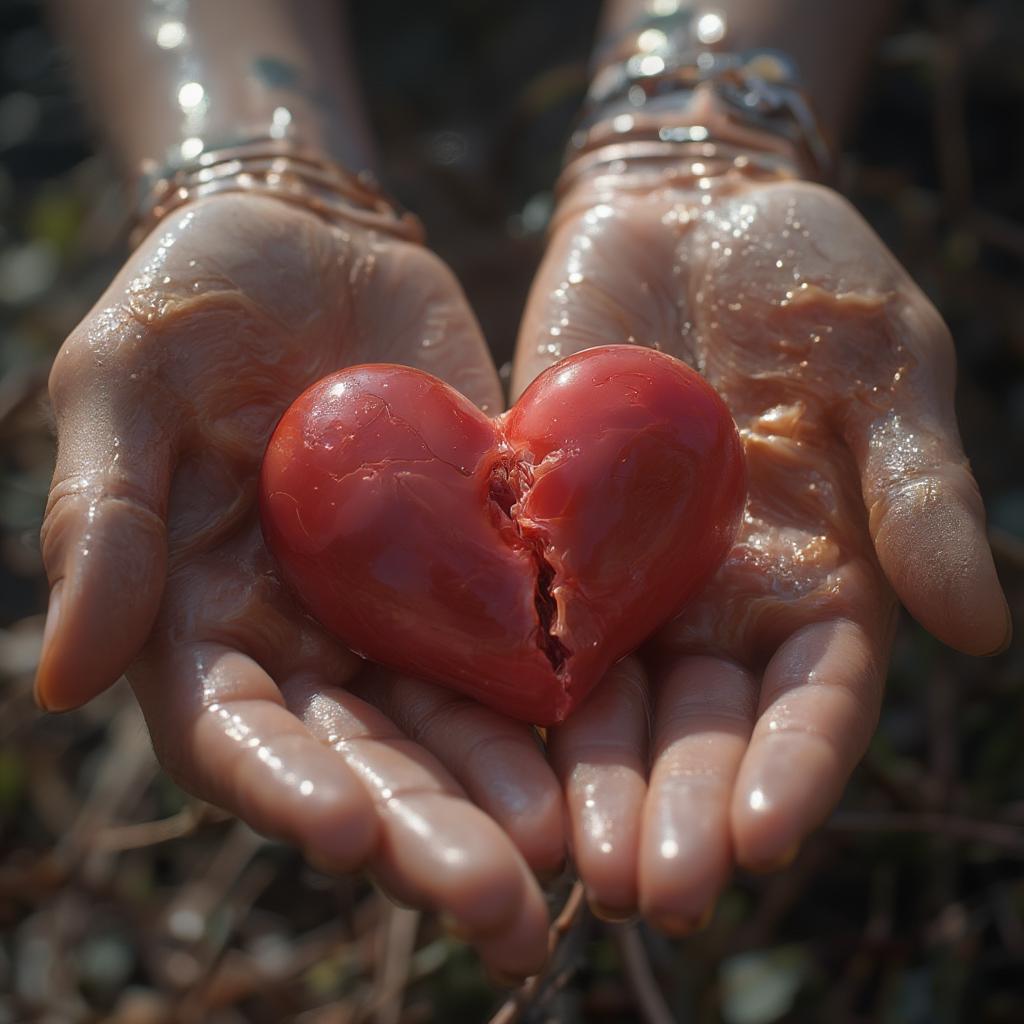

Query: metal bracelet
[568,8,832,184]
[556,134,794,208]
[131,137,423,248]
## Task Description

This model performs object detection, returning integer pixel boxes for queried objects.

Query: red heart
[260,345,744,724]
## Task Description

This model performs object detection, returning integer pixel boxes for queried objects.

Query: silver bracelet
[567,7,832,184]
[131,136,423,248]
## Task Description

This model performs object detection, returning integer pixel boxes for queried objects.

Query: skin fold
[512,162,1011,928]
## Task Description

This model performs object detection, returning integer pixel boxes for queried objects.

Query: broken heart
[260,345,745,724]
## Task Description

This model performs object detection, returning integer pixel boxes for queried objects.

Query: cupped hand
[39,193,565,977]
[514,168,1010,928]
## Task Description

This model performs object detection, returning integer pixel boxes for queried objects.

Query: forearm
[597,0,892,146]
[49,0,373,182]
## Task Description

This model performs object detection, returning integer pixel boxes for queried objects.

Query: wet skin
[38,193,566,979]
[512,167,1011,927]
[38,168,1009,962]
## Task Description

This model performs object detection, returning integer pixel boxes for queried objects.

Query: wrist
[53,0,376,209]
[597,1,888,142]
[131,136,422,248]
[559,6,833,210]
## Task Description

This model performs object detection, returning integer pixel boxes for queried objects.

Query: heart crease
[488,457,571,675]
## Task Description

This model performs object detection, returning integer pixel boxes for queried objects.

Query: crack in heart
[487,456,571,675]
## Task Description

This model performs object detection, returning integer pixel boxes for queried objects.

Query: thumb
[36,319,181,710]
[841,299,1010,656]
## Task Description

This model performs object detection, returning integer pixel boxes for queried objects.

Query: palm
[513,176,1008,924]
[647,182,906,667]
[41,194,563,977]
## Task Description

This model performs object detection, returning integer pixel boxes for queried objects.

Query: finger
[359,243,504,414]
[731,618,884,869]
[129,643,378,872]
[511,203,675,397]
[37,316,182,710]
[548,658,649,919]
[354,672,566,877]
[283,677,550,979]
[639,657,757,935]
[842,303,1010,656]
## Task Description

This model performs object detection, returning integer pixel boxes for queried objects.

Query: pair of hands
[37,163,1009,979]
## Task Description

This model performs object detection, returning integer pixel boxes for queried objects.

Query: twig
[827,811,1024,856]
[89,804,206,852]
[612,925,678,1024]
[172,918,358,1011]
[487,880,587,1024]
[860,752,935,813]
[164,822,267,926]
[358,900,420,1024]
[175,849,278,1021]
[150,821,268,996]
[61,701,159,883]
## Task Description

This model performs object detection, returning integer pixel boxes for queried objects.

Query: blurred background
[1,0,1022,1021]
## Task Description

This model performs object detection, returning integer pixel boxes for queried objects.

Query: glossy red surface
[259,346,745,724]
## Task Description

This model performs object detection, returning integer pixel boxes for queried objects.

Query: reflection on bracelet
[132,137,423,248]
[565,6,832,190]
[557,133,795,205]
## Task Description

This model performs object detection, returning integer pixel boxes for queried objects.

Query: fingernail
[589,899,637,924]
[747,842,800,875]
[649,902,714,938]
[439,912,472,942]
[34,581,64,711]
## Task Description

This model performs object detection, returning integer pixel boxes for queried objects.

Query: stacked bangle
[132,137,422,248]
[563,7,831,192]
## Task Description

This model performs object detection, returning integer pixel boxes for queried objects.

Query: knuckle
[38,485,80,575]
[401,690,470,746]
[40,477,166,575]
[459,728,527,778]
[48,337,94,413]
[49,310,153,415]
[45,474,164,525]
